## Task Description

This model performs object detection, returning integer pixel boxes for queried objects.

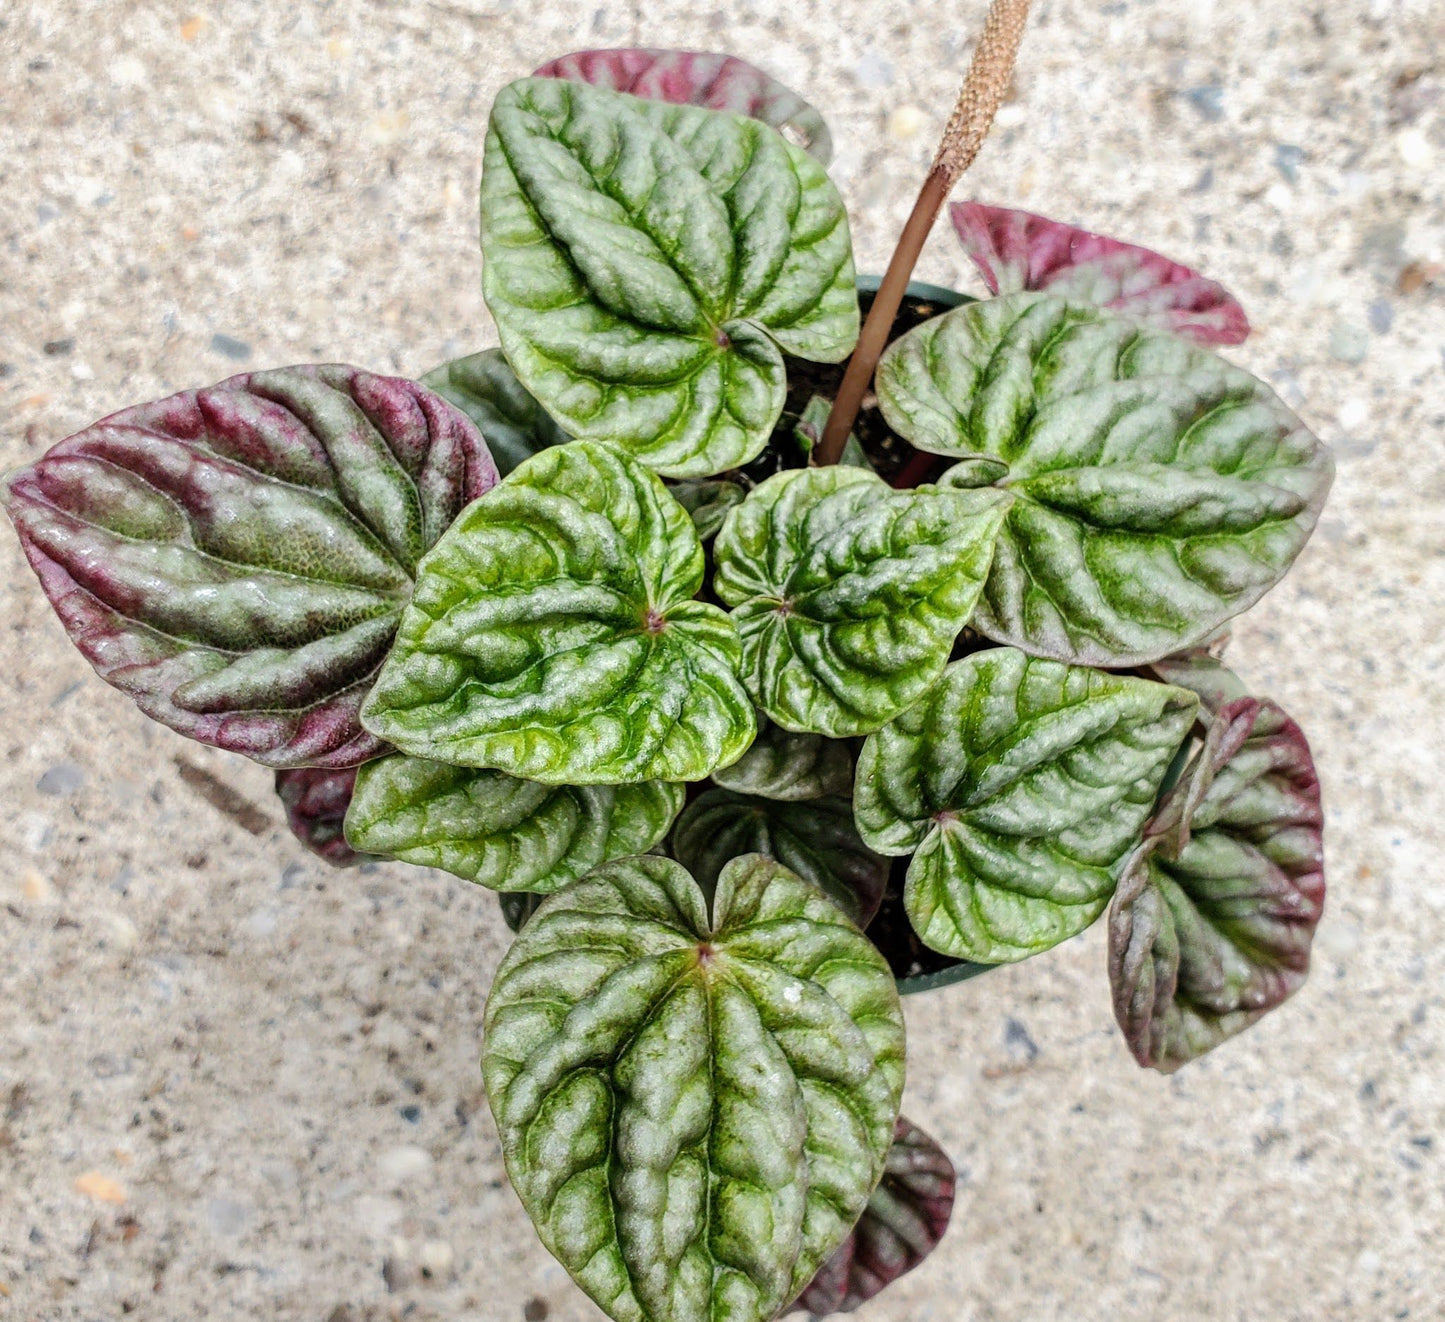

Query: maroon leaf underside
[793,1116,957,1316]
[534,47,833,162]
[950,201,1250,345]
[2,365,498,769]
[276,764,368,866]
[1108,661,1325,1072]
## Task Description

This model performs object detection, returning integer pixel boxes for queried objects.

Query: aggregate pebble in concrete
[1,1,1442,1319]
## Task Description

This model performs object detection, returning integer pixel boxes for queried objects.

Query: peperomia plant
[3,9,1334,1319]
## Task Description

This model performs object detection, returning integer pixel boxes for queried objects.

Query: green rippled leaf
[421,348,569,476]
[713,466,1008,737]
[876,292,1333,666]
[672,789,887,925]
[345,752,682,891]
[480,77,858,478]
[482,853,905,1322]
[711,711,854,801]
[855,648,1196,964]
[361,440,755,784]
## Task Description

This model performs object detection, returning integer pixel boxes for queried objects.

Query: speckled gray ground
[1,1,1443,1319]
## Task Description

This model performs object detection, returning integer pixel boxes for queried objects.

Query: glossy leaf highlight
[950,201,1250,345]
[345,752,682,891]
[482,853,906,1322]
[713,467,1008,736]
[2,366,498,767]
[855,648,1197,964]
[480,77,858,478]
[672,789,887,926]
[1109,658,1325,1071]
[535,47,833,163]
[361,441,755,784]
[794,1116,956,1316]
[876,293,1333,666]
[421,348,569,476]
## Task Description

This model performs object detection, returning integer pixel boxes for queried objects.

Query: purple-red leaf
[793,1116,956,1316]
[2,366,498,768]
[1108,659,1325,1072]
[950,202,1250,345]
[276,764,367,866]
[534,47,833,163]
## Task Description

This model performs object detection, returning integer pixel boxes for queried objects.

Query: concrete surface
[1,1,1443,1319]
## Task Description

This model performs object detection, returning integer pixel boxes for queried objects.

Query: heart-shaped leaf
[482,853,906,1322]
[1108,658,1325,1071]
[361,440,755,784]
[344,752,683,891]
[480,77,858,478]
[855,648,1197,964]
[712,712,854,801]
[421,349,569,477]
[950,201,1250,345]
[2,367,498,768]
[669,478,746,542]
[876,292,1333,666]
[793,1116,956,1316]
[713,467,1009,737]
[276,765,368,866]
[535,47,833,163]
[672,789,887,926]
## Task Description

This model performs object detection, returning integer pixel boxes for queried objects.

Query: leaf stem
[816,0,1033,466]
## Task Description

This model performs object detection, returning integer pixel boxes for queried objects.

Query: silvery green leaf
[792,394,873,471]
[1109,658,1325,1071]
[712,712,854,801]
[534,47,833,163]
[480,77,858,478]
[482,853,905,1322]
[793,1116,956,1315]
[2,366,497,768]
[669,478,746,542]
[361,441,755,784]
[713,466,1008,736]
[875,293,1333,666]
[855,648,1197,964]
[672,789,887,925]
[344,752,683,891]
[421,348,569,476]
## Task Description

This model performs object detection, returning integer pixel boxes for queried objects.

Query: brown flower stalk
[815,0,1033,466]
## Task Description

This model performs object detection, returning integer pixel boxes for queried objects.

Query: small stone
[853,51,895,89]
[1329,320,1370,365]
[1184,85,1224,122]
[398,1104,422,1125]
[1274,143,1305,183]
[1337,397,1370,432]
[206,1196,252,1238]
[0,362,15,378]
[419,1239,454,1279]
[243,906,279,939]
[98,912,139,952]
[1396,128,1432,167]
[1368,299,1395,334]
[209,334,251,361]
[75,1171,127,1204]
[21,868,53,903]
[90,1053,134,1079]
[886,105,926,139]
[378,1144,432,1183]
[42,338,74,356]
[1004,1016,1040,1063]
[37,763,85,796]
[70,361,95,381]
[524,1299,550,1322]
[382,1255,416,1292]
